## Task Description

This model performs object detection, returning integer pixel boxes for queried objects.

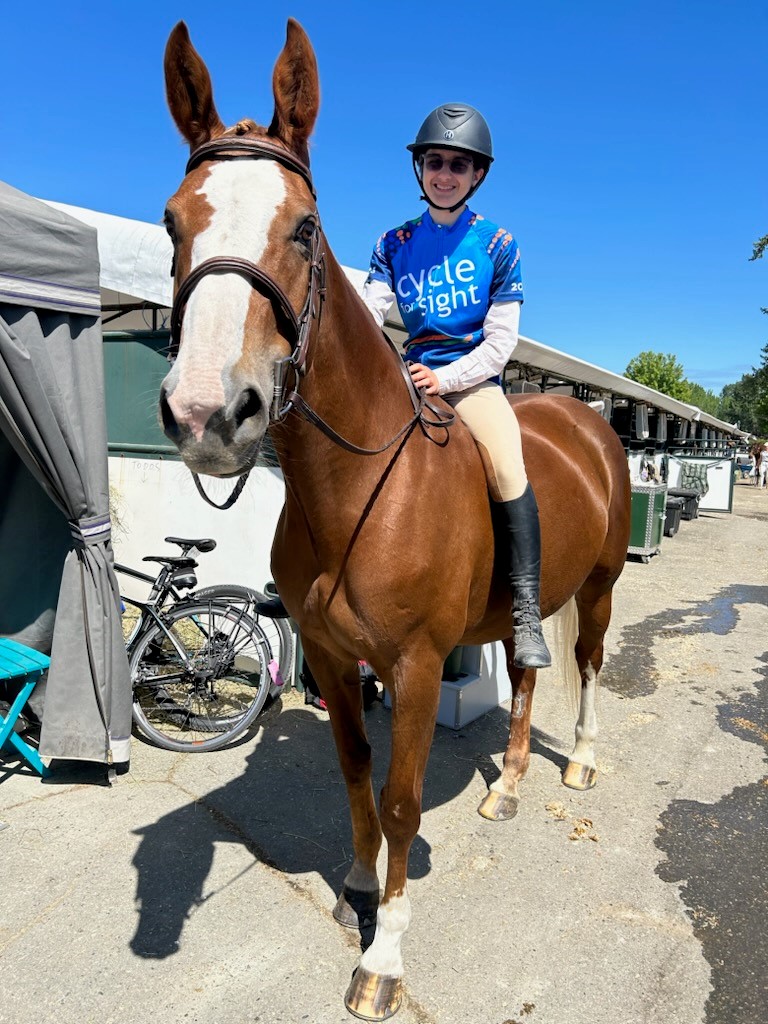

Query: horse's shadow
[129,697,567,959]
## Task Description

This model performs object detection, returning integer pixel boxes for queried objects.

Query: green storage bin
[628,483,667,562]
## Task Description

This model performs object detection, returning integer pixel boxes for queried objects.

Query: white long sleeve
[360,278,396,328]
[433,300,521,395]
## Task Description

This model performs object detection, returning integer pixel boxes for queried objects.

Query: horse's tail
[546,596,581,713]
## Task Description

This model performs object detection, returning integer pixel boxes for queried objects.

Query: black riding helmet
[407,103,494,212]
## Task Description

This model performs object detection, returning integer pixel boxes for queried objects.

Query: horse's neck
[269,248,421,559]
[318,253,402,394]
[278,251,412,463]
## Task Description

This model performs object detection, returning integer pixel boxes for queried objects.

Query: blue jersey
[365,207,523,370]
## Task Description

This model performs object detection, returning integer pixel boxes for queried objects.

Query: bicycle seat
[165,536,217,553]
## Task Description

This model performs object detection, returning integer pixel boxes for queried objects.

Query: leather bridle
[168,134,454,509]
[169,136,325,426]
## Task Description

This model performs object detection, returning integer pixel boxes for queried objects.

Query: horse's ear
[164,21,225,150]
[268,19,320,166]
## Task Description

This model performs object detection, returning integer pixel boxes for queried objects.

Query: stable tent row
[43,198,745,452]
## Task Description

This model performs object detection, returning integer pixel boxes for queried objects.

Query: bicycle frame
[115,561,185,610]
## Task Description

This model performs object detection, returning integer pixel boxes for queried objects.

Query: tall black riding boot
[500,484,552,669]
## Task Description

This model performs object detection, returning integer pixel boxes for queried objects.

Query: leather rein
[169,135,454,509]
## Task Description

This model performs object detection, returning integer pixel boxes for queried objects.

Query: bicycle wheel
[130,600,270,752]
[195,585,294,688]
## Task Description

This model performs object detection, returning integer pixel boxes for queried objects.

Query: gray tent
[0,180,131,766]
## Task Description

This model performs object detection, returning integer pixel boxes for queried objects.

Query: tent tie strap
[69,514,112,548]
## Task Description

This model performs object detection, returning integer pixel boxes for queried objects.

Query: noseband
[168,135,454,509]
[169,136,326,424]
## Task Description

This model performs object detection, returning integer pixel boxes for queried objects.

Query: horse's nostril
[159,387,179,438]
[234,388,262,429]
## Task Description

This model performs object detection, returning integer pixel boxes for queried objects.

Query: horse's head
[160,20,320,476]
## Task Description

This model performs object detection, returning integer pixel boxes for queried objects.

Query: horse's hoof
[478,789,519,820]
[563,761,597,790]
[333,886,380,930]
[345,966,402,1021]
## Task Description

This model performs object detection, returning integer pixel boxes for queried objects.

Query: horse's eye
[295,218,316,249]
[164,212,177,243]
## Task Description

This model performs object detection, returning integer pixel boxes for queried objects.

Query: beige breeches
[444,381,527,501]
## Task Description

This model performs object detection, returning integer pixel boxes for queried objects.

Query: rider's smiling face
[420,147,484,209]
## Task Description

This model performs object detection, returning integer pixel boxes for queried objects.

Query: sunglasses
[422,154,474,175]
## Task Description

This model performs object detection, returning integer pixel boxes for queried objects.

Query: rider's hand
[409,363,440,396]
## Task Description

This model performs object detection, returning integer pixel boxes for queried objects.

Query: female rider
[360,103,551,669]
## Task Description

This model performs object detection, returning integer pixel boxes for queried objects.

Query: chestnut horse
[160,20,631,1020]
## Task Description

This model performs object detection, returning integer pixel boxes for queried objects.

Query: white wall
[109,456,285,601]
[109,454,518,717]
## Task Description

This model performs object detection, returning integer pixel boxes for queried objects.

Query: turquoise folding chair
[0,638,51,777]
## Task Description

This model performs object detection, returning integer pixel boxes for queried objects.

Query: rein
[284,333,455,456]
[169,134,454,507]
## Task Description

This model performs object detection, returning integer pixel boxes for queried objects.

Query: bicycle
[116,536,293,753]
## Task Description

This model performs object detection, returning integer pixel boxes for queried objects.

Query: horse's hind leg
[478,641,536,821]
[563,586,614,791]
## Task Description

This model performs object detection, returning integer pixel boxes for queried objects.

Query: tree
[749,233,767,315]
[749,234,768,262]
[729,234,768,430]
[687,382,722,418]
[753,343,768,434]
[720,344,768,435]
[625,351,692,402]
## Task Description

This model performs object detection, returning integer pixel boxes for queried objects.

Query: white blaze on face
[167,160,286,440]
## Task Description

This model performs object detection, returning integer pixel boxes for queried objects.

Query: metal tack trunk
[628,482,667,562]
[385,644,511,729]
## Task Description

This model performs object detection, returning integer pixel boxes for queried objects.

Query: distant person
[760,443,768,489]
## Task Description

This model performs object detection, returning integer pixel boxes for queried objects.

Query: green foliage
[622,346,768,431]
[749,234,768,262]
[720,343,768,435]
[687,382,722,417]
[624,235,768,427]
[749,233,767,314]
[625,351,692,402]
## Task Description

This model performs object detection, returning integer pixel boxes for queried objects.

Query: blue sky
[4,1,766,392]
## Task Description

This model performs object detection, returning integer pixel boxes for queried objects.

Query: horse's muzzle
[159,381,268,476]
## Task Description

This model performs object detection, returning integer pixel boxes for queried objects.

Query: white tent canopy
[44,199,368,308]
[43,200,743,439]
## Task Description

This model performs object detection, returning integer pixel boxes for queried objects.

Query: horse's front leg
[345,651,444,1022]
[300,637,383,931]
[478,643,537,821]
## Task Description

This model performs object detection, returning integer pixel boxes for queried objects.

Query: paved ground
[1,480,766,1024]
